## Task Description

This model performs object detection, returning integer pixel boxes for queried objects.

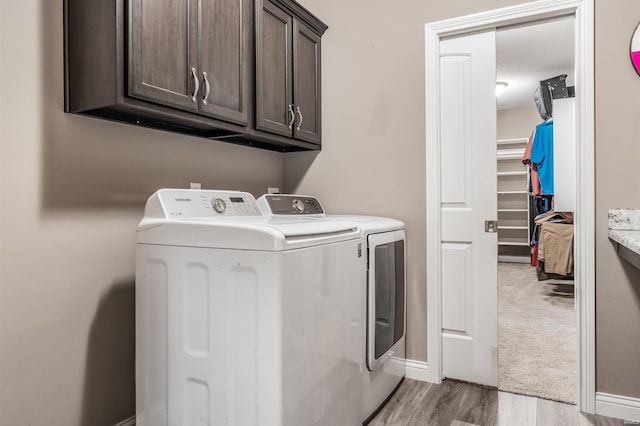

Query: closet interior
[495,16,578,404]
[497,137,530,263]
[496,18,576,278]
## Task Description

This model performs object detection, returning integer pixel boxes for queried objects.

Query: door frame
[425,0,595,413]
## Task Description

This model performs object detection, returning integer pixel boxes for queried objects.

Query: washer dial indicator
[212,197,227,214]
[293,199,305,213]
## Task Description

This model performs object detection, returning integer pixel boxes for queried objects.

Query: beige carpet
[498,262,577,404]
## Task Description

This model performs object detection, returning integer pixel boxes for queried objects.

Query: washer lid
[137,189,360,250]
[137,218,360,250]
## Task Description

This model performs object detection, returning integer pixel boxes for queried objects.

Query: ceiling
[496,16,575,110]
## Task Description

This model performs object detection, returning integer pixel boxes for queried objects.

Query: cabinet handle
[191,67,200,103]
[202,72,211,106]
[296,106,303,131]
[288,104,295,129]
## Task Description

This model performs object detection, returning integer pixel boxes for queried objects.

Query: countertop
[608,209,640,269]
[608,229,640,255]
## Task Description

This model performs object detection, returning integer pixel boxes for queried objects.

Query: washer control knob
[212,198,227,214]
[293,199,305,213]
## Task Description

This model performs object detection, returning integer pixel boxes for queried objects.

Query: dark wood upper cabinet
[256,1,293,138]
[128,0,249,125]
[64,0,326,151]
[293,20,321,144]
[256,0,326,145]
[199,0,251,125]
[128,0,199,112]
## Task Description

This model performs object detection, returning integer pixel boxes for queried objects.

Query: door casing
[425,0,595,413]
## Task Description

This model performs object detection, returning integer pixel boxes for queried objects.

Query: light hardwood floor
[368,379,626,426]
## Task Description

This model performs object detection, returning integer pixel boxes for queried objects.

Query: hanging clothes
[533,195,553,217]
[529,195,554,264]
[537,222,574,276]
[530,119,554,195]
[522,129,542,196]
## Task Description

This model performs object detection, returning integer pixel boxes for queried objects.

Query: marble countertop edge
[608,229,640,256]
[608,209,640,268]
[608,208,640,230]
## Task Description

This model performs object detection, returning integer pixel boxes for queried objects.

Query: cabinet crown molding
[269,0,328,35]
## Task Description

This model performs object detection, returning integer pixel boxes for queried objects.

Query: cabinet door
[199,0,251,125]
[256,0,293,137]
[129,0,199,111]
[293,19,321,144]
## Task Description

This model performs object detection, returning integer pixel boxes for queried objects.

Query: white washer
[136,189,364,426]
[257,195,406,424]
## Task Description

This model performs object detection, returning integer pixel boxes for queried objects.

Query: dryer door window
[367,230,405,371]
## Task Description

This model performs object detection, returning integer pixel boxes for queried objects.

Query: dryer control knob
[293,199,305,213]
[212,197,227,214]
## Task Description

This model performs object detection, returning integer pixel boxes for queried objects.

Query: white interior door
[439,30,498,387]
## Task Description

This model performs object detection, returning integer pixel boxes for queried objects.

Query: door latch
[485,220,498,233]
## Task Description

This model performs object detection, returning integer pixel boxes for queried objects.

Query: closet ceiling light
[496,82,509,96]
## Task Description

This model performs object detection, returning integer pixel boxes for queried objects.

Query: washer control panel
[258,194,324,215]
[156,189,261,218]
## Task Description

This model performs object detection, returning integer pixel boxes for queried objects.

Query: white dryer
[135,189,364,426]
[330,215,406,424]
[257,195,406,424]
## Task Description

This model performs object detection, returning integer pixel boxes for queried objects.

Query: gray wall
[595,0,640,397]
[0,1,283,425]
[497,105,541,140]
[2,0,640,424]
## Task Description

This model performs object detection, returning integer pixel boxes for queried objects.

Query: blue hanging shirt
[530,120,554,195]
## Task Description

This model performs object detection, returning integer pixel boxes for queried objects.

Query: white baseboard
[595,392,640,422]
[114,416,135,426]
[405,359,429,382]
